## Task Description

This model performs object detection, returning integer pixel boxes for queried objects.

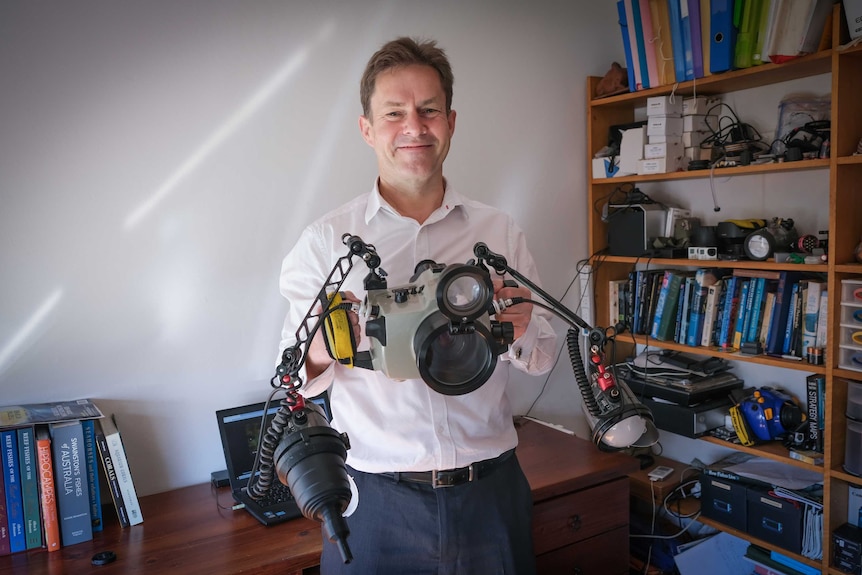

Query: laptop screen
[216,393,332,487]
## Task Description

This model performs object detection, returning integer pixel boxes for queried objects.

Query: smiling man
[277,37,557,574]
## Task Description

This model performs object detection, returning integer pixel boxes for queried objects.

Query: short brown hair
[360,37,454,118]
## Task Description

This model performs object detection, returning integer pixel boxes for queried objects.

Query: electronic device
[687,246,719,260]
[743,218,800,261]
[607,203,666,257]
[642,395,732,438]
[732,387,806,443]
[648,465,674,481]
[214,393,332,526]
[617,368,743,407]
[717,219,766,258]
[833,523,862,574]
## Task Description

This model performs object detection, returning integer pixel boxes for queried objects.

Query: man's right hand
[304,291,362,380]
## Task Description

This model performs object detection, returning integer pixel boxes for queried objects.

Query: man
[278,37,556,574]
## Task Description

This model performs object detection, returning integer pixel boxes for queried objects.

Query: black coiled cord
[566,329,602,417]
[247,396,297,499]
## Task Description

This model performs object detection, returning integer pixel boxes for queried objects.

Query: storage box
[682,130,711,148]
[647,115,684,137]
[637,155,683,174]
[700,476,748,531]
[644,138,683,160]
[683,114,717,133]
[619,126,646,175]
[647,95,683,116]
[746,487,803,553]
[592,156,627,178]
[683,96,720,116]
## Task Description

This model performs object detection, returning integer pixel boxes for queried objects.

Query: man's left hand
[492,279,533,340]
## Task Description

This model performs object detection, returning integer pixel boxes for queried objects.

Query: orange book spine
[36,435,60,552]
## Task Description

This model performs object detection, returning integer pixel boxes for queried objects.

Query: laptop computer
[215,393,332,526]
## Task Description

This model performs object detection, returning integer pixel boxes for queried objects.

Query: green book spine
[16,427,42,550]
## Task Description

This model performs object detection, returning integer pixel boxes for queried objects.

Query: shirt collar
[365,179,468,225]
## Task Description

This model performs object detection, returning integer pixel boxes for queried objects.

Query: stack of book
[0,399,142,556]
[615,0,834,92]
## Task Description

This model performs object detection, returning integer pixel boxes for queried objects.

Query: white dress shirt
[278,181,557,473]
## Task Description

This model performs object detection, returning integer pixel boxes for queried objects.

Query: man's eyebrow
[379,97,443,109]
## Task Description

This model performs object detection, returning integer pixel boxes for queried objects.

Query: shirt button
[515,347,523,359]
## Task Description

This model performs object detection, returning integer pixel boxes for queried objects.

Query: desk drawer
[536,525,629,575]
[532,477,629,556]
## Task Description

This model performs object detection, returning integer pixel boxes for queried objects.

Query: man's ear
[359,115,374,147]
[448,109,456,136]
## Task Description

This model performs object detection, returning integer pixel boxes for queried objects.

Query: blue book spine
[718,276,739,348]
[50,421,93,546]
[81,420,103,533]
[745,277,766,343]
[2,430,26,553]
[679,0,694,80]
[783,282,801,355]
[16,427,41,550]
[734,279,752,347]
[667,0,687,81]
[630,0,651,88]
[766,272,801,355]
[617,0,638,92]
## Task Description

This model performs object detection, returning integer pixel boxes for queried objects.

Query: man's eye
[422,108,440,116]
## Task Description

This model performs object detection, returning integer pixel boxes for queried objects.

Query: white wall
[0,0,623,495]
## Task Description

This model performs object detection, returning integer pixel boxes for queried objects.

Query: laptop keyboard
[251,480,294,507]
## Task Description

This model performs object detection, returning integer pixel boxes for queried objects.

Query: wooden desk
[0,418,636,575]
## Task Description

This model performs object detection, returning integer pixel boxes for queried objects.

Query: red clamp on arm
[289,394,306,412]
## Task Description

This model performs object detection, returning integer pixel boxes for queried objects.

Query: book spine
[718,276,739,349]
[806,374,823,453]
[658,273,685,340]
[732,279,751,349]
[701,282,723,347]
[745,277,766,343]
[50,421,93,546]
[0,446,9,556]
[94,423,130,528]
[815,288,828,349]
[759,291,776,346]
[81,420,103,533]
[35,428,60,552]
[766,272,801,355]
[650,271,672,339]
[2,430,26,553]
[16,427,42,550]
[803,281,822,352]
[102,421,143,525]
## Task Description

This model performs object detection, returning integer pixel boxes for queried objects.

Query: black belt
[382,449,515,488]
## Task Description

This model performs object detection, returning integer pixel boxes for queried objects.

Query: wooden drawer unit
[535,525,629,575]
[532,476,629,556]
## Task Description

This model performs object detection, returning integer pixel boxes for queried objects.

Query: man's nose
[402,111,426,135]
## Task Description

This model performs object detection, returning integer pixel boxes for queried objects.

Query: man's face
[359,64,456,190]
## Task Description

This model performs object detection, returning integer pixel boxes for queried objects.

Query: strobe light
[361,261,514,396]
[273,401,353,563]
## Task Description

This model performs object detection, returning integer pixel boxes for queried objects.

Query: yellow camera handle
[729,404,755,446]
[323,292,357,367]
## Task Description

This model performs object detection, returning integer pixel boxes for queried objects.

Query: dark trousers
[320,453,536,575]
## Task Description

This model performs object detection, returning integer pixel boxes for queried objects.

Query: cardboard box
[682,130,711,148]
[647,95,683,116]
[846,0,862,40]
[684,146,713,162]
[683,96,720,116]
[644,138,683,160]
[746,487,803,553]
[683,114,717,133]
[619,126,645,175]
[647,115,684,137]
[637,155,683,174]
[700,476,748,531]
[847,484,862,526]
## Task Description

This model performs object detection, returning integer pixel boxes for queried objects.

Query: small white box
[647,95,683,116]
[637,155,683,175]
[683,96,720,116]
[619,126,646,174]
[682,130,711,148]
[592,156,634,178]
[644,138,683,160]
[684,146,713,162]
[648,135,670,144]
[683,114,717,133]
[647,115,684,137]
[845,0,862,40]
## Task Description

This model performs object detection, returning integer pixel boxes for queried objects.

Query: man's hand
[492,279,533,340]
[304,291,362,380]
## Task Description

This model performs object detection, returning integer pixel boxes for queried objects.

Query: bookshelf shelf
[588,6,861,571]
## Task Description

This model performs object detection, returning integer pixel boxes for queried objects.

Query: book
[0,465,7,556]
[701,280,725,347]
[16,427,42,550]
[814,288,828,349]
[717,275,741,349]
[759,290,776,346]
[98,416,143,526]
[81,420,103,532]
[1,429,25,553]
[657,271,687,340]
[650,0,676,85]
[678,0,695,79]
[765,271,802,355]
[788,448,824,465]
[805,374,824,453]
[617,0,638,92]
[699,0,711,76]
[802,280,824,353]
[667,0,687,81]
[734,0,762,68]
[686,0,704,77]
[686,268,722,346]
[50,420,93,546]
[710,0,737,73]
[35,426,60,552]
[0,399,103,428]
[782,281,801,355]
[677,276,697,344]
[639,0,661,88]
[732,279,752,349]
[752,0,774,65]
[625,0,648,90]
[94,418,130,528]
